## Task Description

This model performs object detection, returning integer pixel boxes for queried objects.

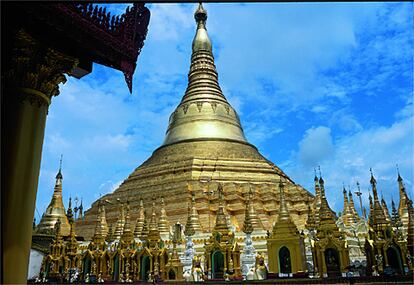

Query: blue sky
[35,3,413,221]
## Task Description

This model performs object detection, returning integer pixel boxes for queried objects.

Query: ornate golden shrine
[267,181,307,275]
[204,184,241,279]
[364,171,412,276]
[310,176,350,277]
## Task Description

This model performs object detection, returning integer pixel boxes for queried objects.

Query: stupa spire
[113,201,125,240]
[247,184,263,230]
[148,196,161,244]
[134,198,145,238]
[36,156,71,236]
[243,189,253,234]
[396,166,410,230]
[140,210,149,242]
[369,169,387,226]
[348,189,359,221]
[184,189,203,235]
[162,3,247,146]
[381,196,391,222]
[214,183,229,235]
[158,196,170,234]
[277,181,291,222]
[121,201,134,244]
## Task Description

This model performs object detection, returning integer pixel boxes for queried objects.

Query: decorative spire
[148,196,161,244]
[348,190,359,222]
[315,176,342,241]
[368,194,374,226]
[113,201,125,240]
[369,169,387,226]
[36,158,71,236]
[317,175,336,224]
[277,181,291,222]
[381,196,391,222]
[407,199,414,256]
[106,223,114,242]
[243,188,253,234]
[184,199,196,237]
[396,168,410,231]
[158,196,170,234]
[184,191,203,236]
[55,154,63,184]
[354,181,366,219]
[271,181,299,237]
[213,183,229,235]
[162,2,247,146]
[121,201,134,244]
[134,198,145,238]
[78,198,83,220]
[193,3,211,52]
[247,184,263,230]
[305,204,316,230]
[140,210,149,242]
[67,197,73,222]
[391,200,403,229]
[312,169,322,226]
[65,196,78,256]
[92,203,105,245]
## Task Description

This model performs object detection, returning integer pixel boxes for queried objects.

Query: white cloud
[298,126,334,168]
[285,114,413,211]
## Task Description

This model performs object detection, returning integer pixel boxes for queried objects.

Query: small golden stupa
[76,2,313,240]
[36,157,71,236]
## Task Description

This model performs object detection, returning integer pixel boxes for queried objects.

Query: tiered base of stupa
[76,140,313,240]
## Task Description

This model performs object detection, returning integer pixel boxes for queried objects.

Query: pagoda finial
[55,154,64,185]
[243,187,253,234]
[158,195,170,234]
[318,166,324,186]
[396,164,402,181]
[121,201,133,244]
[134,197,145,238]
[213,183,229,234]
[370,168,376,185]
[278,181,291,222]
[192,2,211,53]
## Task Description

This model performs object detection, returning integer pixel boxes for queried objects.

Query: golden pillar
[2,30,77,284]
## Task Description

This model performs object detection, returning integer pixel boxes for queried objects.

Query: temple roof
[4,3,150,93]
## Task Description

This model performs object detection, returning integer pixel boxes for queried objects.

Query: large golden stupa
[76,4,313,240]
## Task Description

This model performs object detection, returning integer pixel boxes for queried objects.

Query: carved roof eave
[9,3,150,93]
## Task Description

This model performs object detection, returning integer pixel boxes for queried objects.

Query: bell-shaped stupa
[77,4,313,239]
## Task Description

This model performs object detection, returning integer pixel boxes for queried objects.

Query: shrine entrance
[141,255,150,281]
[212,251,224,278]
[279,246,292,273]
[113,254,119,281]
[168,268,176,280]
[386,246,403,275]
[325,248,341,277]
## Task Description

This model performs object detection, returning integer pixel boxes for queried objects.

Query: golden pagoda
[312,175,349,277]
[36,157,71,236]
[364,170,411,276]
[204,183,241,279]
[397,170,411,234]
[76,2,313,240]
[267,181,307,275]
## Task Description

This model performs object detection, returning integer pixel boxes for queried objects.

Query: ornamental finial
[56,154,63,180]
[194,2,207,23]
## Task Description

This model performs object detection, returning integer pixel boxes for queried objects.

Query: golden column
[3,30,78,284]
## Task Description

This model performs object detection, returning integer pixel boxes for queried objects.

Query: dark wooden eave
[2,2,150,93]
